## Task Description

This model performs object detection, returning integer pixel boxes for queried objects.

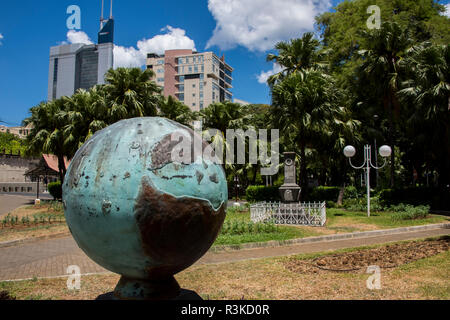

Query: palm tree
[357,21,413,187]
[158,95,196,126]
[23,99,69,182]
[61,87,109,158]
[199,101,244,134]
[266,32,326,86]
[399,42,450,187]
[103,68,161,121]
[270,70,347,195]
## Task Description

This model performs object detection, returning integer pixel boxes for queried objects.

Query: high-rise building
[47,1,114,101]
[146,49,233,111]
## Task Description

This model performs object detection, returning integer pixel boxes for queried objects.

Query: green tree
[61,87,109,158]
[399,43,450,186]
[356,21,413,187]
[266,32,326,86]
[157,95,196,126]
[270,70,346,194]
[103,67,161,122]
[23,99,69,182]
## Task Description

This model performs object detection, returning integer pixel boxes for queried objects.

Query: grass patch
[326,208,448,229]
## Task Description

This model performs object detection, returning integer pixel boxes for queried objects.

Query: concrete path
[0,193,53,216]
[0,227,448,281]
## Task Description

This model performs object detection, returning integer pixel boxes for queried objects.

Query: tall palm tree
[158,95,196,126]
[103,67,161,121]
[270,70,344,194]
[61,87,109,158]
[266,32,326,86]
[399,42,450,187]
[357,21,413,187]
[23,99,69,182]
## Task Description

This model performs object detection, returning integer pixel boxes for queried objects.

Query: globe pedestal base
[99,276,192,300]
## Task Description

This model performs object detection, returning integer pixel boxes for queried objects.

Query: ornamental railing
[250,201,326,226]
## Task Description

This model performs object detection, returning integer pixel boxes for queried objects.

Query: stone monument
[63,117,228,300]
[279,152,301,202]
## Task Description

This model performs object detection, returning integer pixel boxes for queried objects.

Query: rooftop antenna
[100,0,105,29]
[110,0,113,19]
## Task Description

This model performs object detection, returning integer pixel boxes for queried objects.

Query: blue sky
[0,0,448,126]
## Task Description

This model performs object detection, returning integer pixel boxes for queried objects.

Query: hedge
[48,181,62,200]
[245,185,281,202]
[307,186,340,202]
[379,187,450,211]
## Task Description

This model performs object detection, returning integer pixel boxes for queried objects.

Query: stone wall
[0,154,39,182]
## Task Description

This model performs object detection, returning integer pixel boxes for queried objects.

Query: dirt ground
[284,237,450,274]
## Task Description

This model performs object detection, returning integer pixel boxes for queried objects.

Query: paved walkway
[0,228,448,281]
[0,193,52,216]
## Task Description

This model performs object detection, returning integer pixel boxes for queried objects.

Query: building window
[192,103,196,107]
[201,65,204,72]
[194,65,198,72]
[178,58,183,64]
[192,84,196,88]
[188,66,192,73]
[200,92,203,99]
[52,58,59,100]
[157,69,164,73]
[178,93,184,101]
[200,102,204,110]
[179,75,184,82]
[157,78,164,82]
[178,84,184,92]
[193,93,196,97]
[157,59,164,65]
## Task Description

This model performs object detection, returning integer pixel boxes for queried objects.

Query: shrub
[308,186,340,202]
[245,185,280,202]
[48,181,62,200]
[220,220,278,235]
[391,205,430,221]
[343,186,359,199]
[343,197,383,212]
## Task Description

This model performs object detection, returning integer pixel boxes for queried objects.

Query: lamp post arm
[349,158,366,170]
[369,157,388,170]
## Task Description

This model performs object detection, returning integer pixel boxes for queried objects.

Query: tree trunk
[57,154,66,184]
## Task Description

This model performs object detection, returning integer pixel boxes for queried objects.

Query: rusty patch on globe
[150,130,212,170]
[134,177,226,278]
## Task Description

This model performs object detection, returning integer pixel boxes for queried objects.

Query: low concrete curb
[0,232,70,248]
[209,223,450,253]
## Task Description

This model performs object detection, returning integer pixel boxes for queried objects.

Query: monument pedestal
[279,152,301,202]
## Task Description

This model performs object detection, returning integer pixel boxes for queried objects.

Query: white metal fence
[250,201,326,226]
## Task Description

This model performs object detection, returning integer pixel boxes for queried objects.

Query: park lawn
[0,201,68,243]
[325,208,449,231]
[1,237,448,300]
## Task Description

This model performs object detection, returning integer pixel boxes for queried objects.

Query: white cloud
[206,0,331,51]
[444,4,450,17]
[67,30,93,45]
[65,26,196,69]
[114,26,196,68]
[257,63,283,84]
[0,33,3,45]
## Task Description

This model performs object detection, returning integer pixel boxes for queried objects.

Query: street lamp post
[344,144,391,217]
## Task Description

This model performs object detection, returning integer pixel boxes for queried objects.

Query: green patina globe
[62,117,227,299]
